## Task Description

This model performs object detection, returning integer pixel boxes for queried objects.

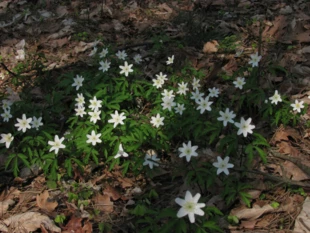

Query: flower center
[184,202,195,212]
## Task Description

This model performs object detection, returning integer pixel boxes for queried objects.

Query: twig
[1,63,17,77]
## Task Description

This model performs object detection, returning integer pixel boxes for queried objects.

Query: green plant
[0,38,305,232]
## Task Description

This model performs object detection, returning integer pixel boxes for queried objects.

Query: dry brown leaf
[36,190,58,212]
[270,126,300,145]
[63,216,83,233]
[93,194,113,213]
[158,3,173,14]
[230,204,274,220]
[82,220,93,233]
[0,212,61,232]
[294,31,310,43]
[239,220,257,229]
[293,196,310,232]
[277,141,300,156]
[203,40,219,53]
[103,184,121,201]
[0,199,15,216]
[283,160,310,180]
[222,57,238,75]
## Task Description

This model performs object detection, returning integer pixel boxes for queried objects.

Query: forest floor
[1,0,310,232]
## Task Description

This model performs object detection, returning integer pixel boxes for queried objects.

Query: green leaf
[254,146,267,163]
[203,221,223,232]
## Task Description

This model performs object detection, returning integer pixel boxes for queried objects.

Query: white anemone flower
[86,130,102,146]
[166,55,174,65]
[143,153,160,169]
[235,117,255,137]
[217,108,236,126]
[48,135,65,154]
[175,191,205,223]
[108,111,126,128]
[269,90,282,105]
[291,100,304,113]
[212,156,234,175]
[233,77,246,90]
[119,61,134,77]
[150,113,164,128]
[72,75,84,91]
[114,144,129,158]
[0,133,14,148]
[99,60,111,73]
[15,114,32,133]
[178,141,198,162]
[248,52,262,67]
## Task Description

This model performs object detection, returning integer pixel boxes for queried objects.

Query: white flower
[150,113,164,128]
[177,82,189,95]
[31,116,43,130]
[48,135,65,154]
[75,106,86,117]
[16,49,25,60]
[178,141,198,162]
[143,153,160,169]
[217,108,236,126]
[0,133,14,148]
[152,78,163,89]
[116,50,127,60]
[89,96,102,111]
[235,117,255,137]
[114,143,129,158]
[248,52,262,67]
[15,114,32,133]
[175,103,185,115]
[166,55,174,65]
[161,89,175,99]
[269,90,282,105]
[2,99,12,110]
[156,72,168,84]
[1,109,12,122]
[108,110,126,128]
[75,93,85,107]
[89,47,97,57]
[86,130,102,146]
[99,60,111,73]
[213,156,234,175]
[119,61,133,77]
[192,77,201,90]
[196,97,213,114]
[99,48,108,58]
[291,100,304,113]
[233,77,246,90]
[133,54,142,64]
[72,75,84,91]
[208,87,220,98]
[175,191,205,223]
[161,96,176,111]
[191,89,204,103]
[88,110,101,124]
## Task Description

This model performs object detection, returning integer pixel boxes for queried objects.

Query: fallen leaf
[103,184,121,201]
[0,199,15,216]
[230,204,274,220]
[82,220,93,233]
[63,216,83,233]
[0,212,61,232]
[293,197,310,232]
[277,141,300,156]
[36,190,58,212]
[93,194,113,213]
[203,40,219,53]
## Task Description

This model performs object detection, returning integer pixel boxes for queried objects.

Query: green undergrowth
[0,36,306,232]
